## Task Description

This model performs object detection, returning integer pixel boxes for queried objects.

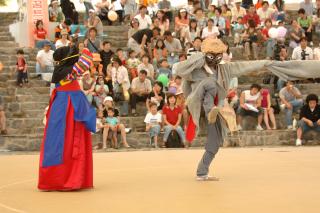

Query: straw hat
[201,38,227,54]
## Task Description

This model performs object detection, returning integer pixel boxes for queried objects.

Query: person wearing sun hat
[38,46,96,191]
[49,0,65,22]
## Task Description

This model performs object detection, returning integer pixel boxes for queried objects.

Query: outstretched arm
[220,60,272,78]
[175,52,206,80]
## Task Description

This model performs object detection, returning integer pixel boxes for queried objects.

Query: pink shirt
[261,89,269,108]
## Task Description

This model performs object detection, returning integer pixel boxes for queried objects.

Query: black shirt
[99,50,114,74]
[148,91,165,111]
[300,104,320,123]
[132,29,153,44]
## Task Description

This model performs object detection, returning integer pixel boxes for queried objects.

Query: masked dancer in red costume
[38,46,96,191]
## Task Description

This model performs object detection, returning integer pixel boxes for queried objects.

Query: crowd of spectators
[22,0,320,146]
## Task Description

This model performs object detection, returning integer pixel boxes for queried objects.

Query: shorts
[298,120,320,133]
[149,125,161,138]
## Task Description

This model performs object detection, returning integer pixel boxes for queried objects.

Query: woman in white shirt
[55,29,70,49]
[201,19,220,39]
[111,57,130,101]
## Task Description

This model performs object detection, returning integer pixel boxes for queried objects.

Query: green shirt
[297,16,312,28]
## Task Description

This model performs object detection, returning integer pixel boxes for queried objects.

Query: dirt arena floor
[0,147,320,213]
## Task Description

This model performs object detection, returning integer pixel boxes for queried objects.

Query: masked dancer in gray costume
[176,38,320,181]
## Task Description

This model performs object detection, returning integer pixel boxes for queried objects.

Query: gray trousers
[196,121,222,176]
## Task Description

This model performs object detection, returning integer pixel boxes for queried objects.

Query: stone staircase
[0,11,320,152]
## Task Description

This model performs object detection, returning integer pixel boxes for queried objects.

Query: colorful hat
[72,48,93,76]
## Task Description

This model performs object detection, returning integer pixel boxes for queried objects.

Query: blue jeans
[149,125,161,138]
[36,63,54,78]
[163,125,185,142]
[298,120,320,133]
[35,40,55,50]
[284,99,303,126]
[265,38,276,58]
[277,79,285,92]
[167,55,179,67]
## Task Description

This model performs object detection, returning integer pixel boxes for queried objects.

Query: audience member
[289,19,305,50]
[99,41,114,76]
[237,84,264,131]
[279,81,303,129]
[87,9,104,36]
[243,20,259,60]
[272,0,286,21]
[146,81,165,111]
[144,102,162,148]
[127,50,141,80]
[79,71,96,104]
[300,0,314,17]
[135,5,152,30]
[153,39,168,67]
[36,41,54,80]
[292,37,313,60]
[138,55,155,80]
[130,70,152,116]
[257,1,276,24]
[164,31,183,66]
[243,4,261,28]
[84,27,102,53]
[297,8,313,45]
[60,0,79,24]
[55,29,70,49]
[16,49,28,87]
[201,19,220,39]
[296,94,320,146]
[175,8,190,42]
[261,88,277,130]
[49,0,65,22]
[231,0,246,22]
[94,74,110,110]
[54,18,72,42]
[158,0,172,21]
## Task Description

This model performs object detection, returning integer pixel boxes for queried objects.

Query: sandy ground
[0,147,320,213]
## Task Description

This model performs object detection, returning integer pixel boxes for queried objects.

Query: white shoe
[256,125,264,131]
[280,104,286,111]
[237,125,243,131]
[196,175,219,181]
[287,125,293,130]
[296,139,302,146]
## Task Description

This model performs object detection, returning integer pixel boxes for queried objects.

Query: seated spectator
[102,97,131,149]
[158,0,172,21]
[128,27,161,56]
[237,84,264,131]
[242,20,259,60]
[292,37,313,60]
[55,29,71,49]
[105,107,119,148]
[156,10,170,35]
[261,19,276,59]
[231,0,246,22]
[175,8,190,42]
[243,4,261,28]
[207,3,216,19]
[279,81,303,129]
[16,49,28,87]
[96,109,106,134]
[79,71,96,104]
[297,8,313,46]
[115,48,127,65]
[124,0,137,20]
[94,74,109,110]
[99,41,114,76]
[272,0,286,21]
[146,81,165,111]
[221,4,232,36]
[130,70,152,116]
[135,5,152,30]
[36,41,54,80]
[296,94,320,146]
[186,19,201,43]
[84,27,102,53]
[60,0,79,24]
[261,88,277,130]
[0,97,7,135]
[257,1,276,24]
[87,9,104,36]
[144,102,162,148]
[34,20,51,49]
[95,0,110,23]
[54,19,72,42]
[153,39,168,68]
[111,57,130,115]
[164,31,183,66]
[91,51,103,76]
[242,0,254,9]
[233,17,245,46]
[111,0,126,24]
[162,93,186,147]
[128,19,140,39]
[300,0,314,17]
[138,55,154,80]
[201,19,220,39]
[49,0,65,22]
[222,40,233,61]
[187,37,202,57]
[157,58,172,79]
[289,19,305,50]
[127,50,141,81]
[194,8,207,31]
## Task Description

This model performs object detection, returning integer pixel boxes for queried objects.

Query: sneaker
[287,125,293,130]
[125,128,132,134]
[237,125,243,131]
[196,175,220,181]
[296,138,302,146]
[256,125,264,131]
[280,104,286,111]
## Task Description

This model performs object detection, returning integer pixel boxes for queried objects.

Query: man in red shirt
[243,5,261,28]
[162,93,185,146]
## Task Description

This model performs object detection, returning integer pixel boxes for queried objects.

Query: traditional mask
[205,53,223,67]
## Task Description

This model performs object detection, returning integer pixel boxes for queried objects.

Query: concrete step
[15,87,50,95]
[6,117,44,130]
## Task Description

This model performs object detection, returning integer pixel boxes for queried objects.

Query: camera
[301,50,309,60]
